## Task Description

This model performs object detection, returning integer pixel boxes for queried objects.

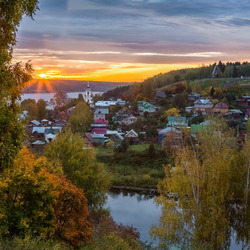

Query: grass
[129,144,159,152]
[96,146,114,157]
[96,144,170,189]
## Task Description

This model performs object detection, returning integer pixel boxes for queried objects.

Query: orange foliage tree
[0,147,92,247]
[52,175,92,247]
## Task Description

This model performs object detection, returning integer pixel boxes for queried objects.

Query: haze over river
[21,92,103,102]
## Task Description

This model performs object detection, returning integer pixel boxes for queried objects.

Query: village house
[185,106,194,113]
[188,92,203,102]
[91,133,109,146]
[193,99,213,115]
[41,119,53,126]
[45,127,57,143]
[94,108,109,120]
[138,101,158,115]
[167,116,188,128]
[213,102,229,115]
[90,121,107,135]
[95,100,117,109]
[236,96,250,108]
[124,129,139,143]
[158,127,182,148]
[83,133,94,148]
[29,120,41,127]
[53,119,67,127]
[119,115,137,125]
[114,109,129,120]
[32,126,62,139]
[65,106,75,117]
[31,140,46,153]
[155,91,166,99]
[110,133,124,147]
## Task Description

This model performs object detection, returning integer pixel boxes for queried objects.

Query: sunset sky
[14,0,250,82]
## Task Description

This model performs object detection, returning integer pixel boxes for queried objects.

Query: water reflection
[105,190,161,244]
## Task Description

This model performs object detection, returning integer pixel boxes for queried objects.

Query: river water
[106,191,245,249]
[105,190,161,246]
[21,92,103,102]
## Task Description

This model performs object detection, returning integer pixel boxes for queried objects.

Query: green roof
[191,124,208,134]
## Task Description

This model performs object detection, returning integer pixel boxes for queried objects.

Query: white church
[84,84,93,104]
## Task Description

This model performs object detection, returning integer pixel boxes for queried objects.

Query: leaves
[152,118,238,249]
[45,129,111,210]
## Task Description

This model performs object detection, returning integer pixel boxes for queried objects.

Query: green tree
[151,118,237,249]
[0,0,38,171]
[67,101,93,134]
[37,99,48,120]
[21,99,38,121]
[50,91,68,109]
[45,130,111,210]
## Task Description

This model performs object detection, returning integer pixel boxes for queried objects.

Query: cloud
[15,0,250,81]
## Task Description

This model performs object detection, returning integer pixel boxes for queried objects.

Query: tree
[50,91,68,109]
[52,175,92,247]
[173,93,187,108]
[0,147,92,246]
[67,101,93,134]
[45,130,111,210]
[192,81,202,93]
[151,118,238,249]
[164,108,180,120]
[37,99,48,120]
[210,86,215,97]
[0,147,55,237]
[0,0,38,171]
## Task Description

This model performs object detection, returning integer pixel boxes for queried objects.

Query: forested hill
[103,61,250,100]
[23,79,133,93]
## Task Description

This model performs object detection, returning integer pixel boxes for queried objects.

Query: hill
[23,79,133,93]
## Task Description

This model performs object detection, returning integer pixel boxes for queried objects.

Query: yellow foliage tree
[164,108,180,120]
[151,118,237,249]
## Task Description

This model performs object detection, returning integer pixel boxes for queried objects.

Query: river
[105,190,161,246]
[106,191,245,249]
[21,92,103,102]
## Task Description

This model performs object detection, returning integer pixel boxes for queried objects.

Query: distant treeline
[103,61,250,101]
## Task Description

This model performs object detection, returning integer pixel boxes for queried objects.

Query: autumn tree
[151,118,238,249]
[45,129,111,210]
[0,147,93,246]
[67,101,93,134]
[0,147,55,237]
[164,108,180,121]
[192,81,202,93]
[230,121,250,248]
[52,175,92,247]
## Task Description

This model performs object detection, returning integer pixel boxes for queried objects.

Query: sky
[14,0,250,82]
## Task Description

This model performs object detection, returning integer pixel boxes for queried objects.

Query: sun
[38,73,50,79]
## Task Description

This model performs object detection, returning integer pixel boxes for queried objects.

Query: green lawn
[96,146,113,157]
[129,143,159,152]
